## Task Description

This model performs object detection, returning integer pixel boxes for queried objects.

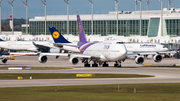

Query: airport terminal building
[22,8,180,38]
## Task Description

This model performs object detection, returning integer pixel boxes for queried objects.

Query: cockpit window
[116,42,124,44]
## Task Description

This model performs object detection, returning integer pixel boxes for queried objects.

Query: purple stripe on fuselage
[80,42,97,53]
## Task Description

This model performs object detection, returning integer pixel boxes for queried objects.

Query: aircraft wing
[40,53,101,59]
[53,43,78,48]
[127,51,176,58]
[10,52,38,55]
[33,42,56,49]
[10,52,101,59]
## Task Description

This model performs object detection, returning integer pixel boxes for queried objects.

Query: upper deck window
[116,42,124,44]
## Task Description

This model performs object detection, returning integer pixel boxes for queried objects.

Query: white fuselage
[125,43,168,53]
[80,40,127,62]
[62,42,80,53]
[61,42,168,53]
[0,41,52,51]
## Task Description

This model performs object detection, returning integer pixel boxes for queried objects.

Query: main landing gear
[102,62,109,67]
[82,58,99,67]
[92,61,98,67]
[83,58,91,67]
[114,61,121,68]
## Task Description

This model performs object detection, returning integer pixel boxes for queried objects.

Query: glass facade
[165,19,180,37]
[148,18,160,37]
[22,27,30,35]
[22,18,180,37]
[27,20,149,36]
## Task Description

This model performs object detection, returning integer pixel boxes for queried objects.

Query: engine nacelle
[2,58,7,64]
[38,55,48,63]
[69,57,79,65]
[153,54,162,62]
[135,56,144,64]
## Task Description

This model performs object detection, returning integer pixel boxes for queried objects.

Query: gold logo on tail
[53,31,60,39]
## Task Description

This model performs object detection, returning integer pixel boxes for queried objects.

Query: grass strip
[0,83,180,101]
[0,73,153,80]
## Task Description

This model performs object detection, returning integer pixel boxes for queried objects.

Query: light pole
[160,0,163,36]
[22,0,28,35]
[168,0,174,10]
[40,0,46,35]
[88,0,93,35]
[115,0,118,36]
[135,0,138,12]
[146,0,150,11]
[139,0,142,36]
[0,0,2,34]
[64,0,69,35]
[7,0,14,35]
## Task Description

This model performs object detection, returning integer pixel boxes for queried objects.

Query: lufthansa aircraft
[38,15,127,67]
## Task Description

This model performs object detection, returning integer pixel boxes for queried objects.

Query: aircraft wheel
[114,64,118,67]
[117,65,121,68]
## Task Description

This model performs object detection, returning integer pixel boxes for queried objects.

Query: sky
[1,0,180,19]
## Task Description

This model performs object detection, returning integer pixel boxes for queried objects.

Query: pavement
[0,56,179,87]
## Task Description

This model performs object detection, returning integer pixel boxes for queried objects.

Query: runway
[0,56,180,87]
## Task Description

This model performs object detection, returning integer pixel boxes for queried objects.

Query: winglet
[49,27,71,43]
[77,15,87,43]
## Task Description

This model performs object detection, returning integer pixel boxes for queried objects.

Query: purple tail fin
[77,15,87,43]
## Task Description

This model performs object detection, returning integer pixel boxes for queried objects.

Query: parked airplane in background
[0,39,60,53]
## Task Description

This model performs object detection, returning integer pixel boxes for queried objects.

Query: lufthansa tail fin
[49,27,71,43]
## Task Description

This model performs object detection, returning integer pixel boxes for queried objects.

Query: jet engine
[69,57,79,65]
[2,58,7,64]
[38,55,48,63]
[153,54,162,62]
[135,56,144,64]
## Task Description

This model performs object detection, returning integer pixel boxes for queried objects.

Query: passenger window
[116,42,124,44]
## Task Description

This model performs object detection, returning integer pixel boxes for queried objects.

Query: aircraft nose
[121,45,127,58]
